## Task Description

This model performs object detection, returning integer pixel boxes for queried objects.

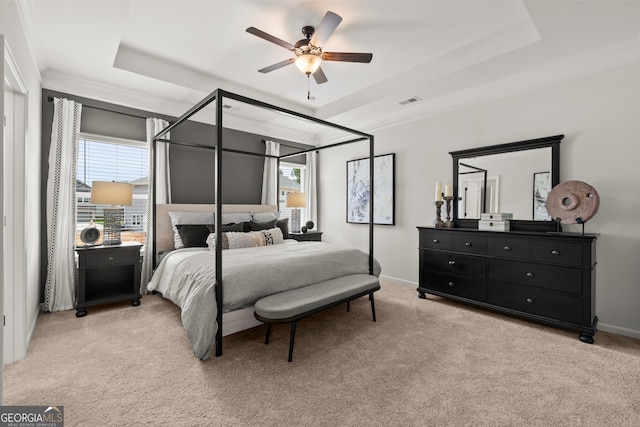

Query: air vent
[399,96,422,106]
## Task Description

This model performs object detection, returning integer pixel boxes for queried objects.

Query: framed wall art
[533,171,552,221]
[346,153,395,225]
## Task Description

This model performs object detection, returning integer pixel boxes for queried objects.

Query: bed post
[369,135,374,276]
[215,91,224,357]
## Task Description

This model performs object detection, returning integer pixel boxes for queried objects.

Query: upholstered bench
[254,274,381,362]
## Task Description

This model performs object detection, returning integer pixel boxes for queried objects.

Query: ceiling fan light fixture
[295,54,322,75]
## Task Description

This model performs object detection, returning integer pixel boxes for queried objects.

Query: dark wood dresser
[417,227,598,343]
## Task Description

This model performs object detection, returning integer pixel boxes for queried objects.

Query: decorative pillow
[168,211,215,249]
[276,218,289,239]
[249,219,277,231]
[176,224,211,248]
[207,227,284,250]
[251,211,281,222]
[205,222,245,233]
[221,212,252,224]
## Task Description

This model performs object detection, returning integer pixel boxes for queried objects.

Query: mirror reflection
[457,147,552,220]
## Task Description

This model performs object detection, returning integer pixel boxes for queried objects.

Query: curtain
[261,140,280,205]
[42,98,82,312]
[305,150,318,226]
[140,118,170,293]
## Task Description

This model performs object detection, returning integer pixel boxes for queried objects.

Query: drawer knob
[526,298,534,304]
[504,245,511,251]
[433,239,439,244]
[465,242,472,247]
[551,250,560,256]
[108,256,114,261]
[526,271,534,278]
[448,282,455,287]
[448,260,456,265]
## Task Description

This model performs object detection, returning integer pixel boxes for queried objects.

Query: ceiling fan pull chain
[307,75,311,100]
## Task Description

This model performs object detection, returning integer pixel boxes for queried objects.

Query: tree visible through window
[76,136,148,246]
[279,163,306,230]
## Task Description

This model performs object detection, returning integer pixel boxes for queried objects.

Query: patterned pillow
[207,228,284,250]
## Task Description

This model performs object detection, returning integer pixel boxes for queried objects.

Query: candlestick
[444,184,452,197]
[434,200,444,227]
[435,181,442,202]
[443,196,454,228]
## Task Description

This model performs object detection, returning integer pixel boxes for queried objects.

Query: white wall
[1,1,43,365]
[319,61,640,338]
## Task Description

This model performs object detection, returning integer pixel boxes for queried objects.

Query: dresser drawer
[487,237,530,260]
[452,234,486,255]
[421,250,486,278]
[419,230,452,250]
[488,259,582,294]
[82,250,136,268]
[487,282,583,325]
[422,271,486,301]
[531,241,583,267]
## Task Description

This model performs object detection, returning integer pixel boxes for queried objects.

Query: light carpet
[4,280,640,426]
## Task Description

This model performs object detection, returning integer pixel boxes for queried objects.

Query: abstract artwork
[533,171,552,221]
[347,153,395,224]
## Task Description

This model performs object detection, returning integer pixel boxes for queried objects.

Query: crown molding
[14,0,46,77]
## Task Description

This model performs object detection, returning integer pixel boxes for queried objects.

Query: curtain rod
[47,95,153,121]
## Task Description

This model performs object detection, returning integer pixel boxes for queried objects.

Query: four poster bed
[147,89,378,360]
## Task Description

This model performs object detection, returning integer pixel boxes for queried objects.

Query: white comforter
[148,241,381,359]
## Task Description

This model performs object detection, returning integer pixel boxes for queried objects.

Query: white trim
[379,275,416,288]
[78,132,146,148]
[597,323,640,340]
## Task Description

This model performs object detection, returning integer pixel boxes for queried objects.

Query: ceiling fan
[246,11,373,91]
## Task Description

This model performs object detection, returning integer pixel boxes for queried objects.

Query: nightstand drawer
[82,250,136,267]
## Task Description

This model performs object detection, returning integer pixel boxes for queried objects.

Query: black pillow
[206,223,245,233]
[176,224,212,248]
[276,218,289,239]
[250,219,277,231]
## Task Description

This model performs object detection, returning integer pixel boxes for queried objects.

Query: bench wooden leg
[370,292,377,322]
[288,321,298,362]
[265,323,272,345]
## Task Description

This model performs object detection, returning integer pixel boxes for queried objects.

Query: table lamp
[91,181,133,245]
[286,192,306,233]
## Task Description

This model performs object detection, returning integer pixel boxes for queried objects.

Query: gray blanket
[148,241,381,359]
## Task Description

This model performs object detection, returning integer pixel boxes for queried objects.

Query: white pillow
[207,227,284,250]
[168,211,214,249]
[251,211,281,222]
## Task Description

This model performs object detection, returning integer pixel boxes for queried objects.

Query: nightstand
[75,242,142,317]
[289,231,323,242]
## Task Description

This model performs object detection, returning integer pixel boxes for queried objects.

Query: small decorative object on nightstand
[75,242,142,317]
[289,230,323,242]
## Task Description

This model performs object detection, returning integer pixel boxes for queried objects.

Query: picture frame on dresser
[346,153,395,225]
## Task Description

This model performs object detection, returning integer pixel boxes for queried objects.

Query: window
[279,163,306,231]
[76,134,148,246]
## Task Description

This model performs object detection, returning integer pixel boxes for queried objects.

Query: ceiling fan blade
[313,67,328,84]
[322,52,373,63]
[310,11,342,47]
[246,27,296,51]
[258,58,295,73]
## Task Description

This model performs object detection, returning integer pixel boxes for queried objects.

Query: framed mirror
[451,135,563,232]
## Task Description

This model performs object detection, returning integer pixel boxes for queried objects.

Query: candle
[444,184,452,197]
[435,181,442,201]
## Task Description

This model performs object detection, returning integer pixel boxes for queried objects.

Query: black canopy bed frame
[151,89,375,358]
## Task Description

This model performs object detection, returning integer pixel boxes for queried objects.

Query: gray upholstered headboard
[155,203,277,256]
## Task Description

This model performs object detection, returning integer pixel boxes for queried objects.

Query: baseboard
[597,322,640,340]
[379,275,417,288]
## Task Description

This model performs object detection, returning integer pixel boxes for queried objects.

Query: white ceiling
[17,0,640,142]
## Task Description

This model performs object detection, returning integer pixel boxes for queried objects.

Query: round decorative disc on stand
[545,180,600,224]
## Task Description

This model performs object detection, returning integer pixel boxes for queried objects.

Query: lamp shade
[91,181,133,206]
[286,192,306,208]
[294,54,322,75]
